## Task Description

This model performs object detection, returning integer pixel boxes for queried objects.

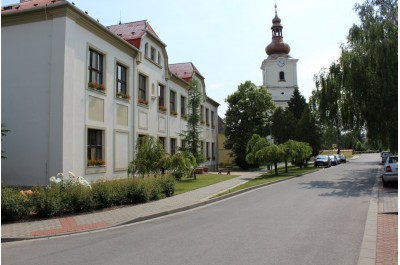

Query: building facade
[1,0,219,186]
[261,6,298,108]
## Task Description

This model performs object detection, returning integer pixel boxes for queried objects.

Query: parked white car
[381,155,398,187]
[380,151,393,164]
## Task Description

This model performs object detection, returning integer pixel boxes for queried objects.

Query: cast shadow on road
[298,168,379,198]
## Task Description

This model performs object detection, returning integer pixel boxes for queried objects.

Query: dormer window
[279,71,285,81]
[144,43,149,57]
[150,46,156,61]
[158,51,161,65]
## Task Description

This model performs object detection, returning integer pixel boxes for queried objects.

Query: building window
[158,84,165,108]
[181,96,187,116]
[206,142,210,159]
[201,141,204,156]
[159,137,166,151]
[158,51,161,65]
[88,48,103,85]
[138,74,147,103]
[211,111,215,127]
[205,108,210,126]
[144,43,149,57]
[170,90,176,112]
[200,105,204,123]
[116,63,127,96]
[212,143,215,160]
[151,46,156,61]
[87,129,104,165]
[181,139,187,150]
[279,71,285,81]
[170,138,176,155]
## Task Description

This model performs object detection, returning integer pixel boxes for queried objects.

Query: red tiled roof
[2,0,66,13]
[107,20,161,49]
[169,62,204,82]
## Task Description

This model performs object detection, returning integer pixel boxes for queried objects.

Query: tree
[287,87,307,120]
[179,79,205,177]
[169,151,197,180]
[312,0,398,153]
[271,107,296,144]
[284,140,312,168]
[313,62,343,147]
[246,134,282,175]
[246,134,271,166]
[128,136,167,177]
[224,81,275,169]
[295,106,321,156]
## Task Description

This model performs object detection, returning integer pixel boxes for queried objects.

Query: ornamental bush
[1,186,31,222]
[1,174,176,222]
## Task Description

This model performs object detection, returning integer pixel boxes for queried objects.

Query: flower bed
[1,173,175,223]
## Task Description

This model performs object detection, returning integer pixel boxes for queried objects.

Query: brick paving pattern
[376,213,398,265]
[31,217,109,236]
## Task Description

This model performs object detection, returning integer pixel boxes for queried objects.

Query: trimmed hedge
[1,174,175,222]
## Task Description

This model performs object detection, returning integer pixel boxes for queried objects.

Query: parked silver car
[381,155,398,187]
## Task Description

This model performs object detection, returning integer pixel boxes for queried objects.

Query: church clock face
[277,57,286,67]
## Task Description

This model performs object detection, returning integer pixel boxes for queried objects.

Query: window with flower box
[87,129,105,167]
[116,63,129,99]
[138,74,148,105]
[88,48,104,90]
[158,84,165,111]
[170,90,177,115]
[181,95,187,117]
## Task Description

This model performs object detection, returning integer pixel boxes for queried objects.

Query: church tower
[261,4,298,108]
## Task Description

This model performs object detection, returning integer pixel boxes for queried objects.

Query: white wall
[62,16,136,182]
[2,18,66,186]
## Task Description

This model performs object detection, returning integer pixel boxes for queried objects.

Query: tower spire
[265,2,290,55]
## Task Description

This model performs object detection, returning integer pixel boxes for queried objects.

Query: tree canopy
[224,81,275,169]
[311,0,398,152]
[179,79,204,166]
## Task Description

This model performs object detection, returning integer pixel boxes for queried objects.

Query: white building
[1,0,219,186]
[261,6,298,108]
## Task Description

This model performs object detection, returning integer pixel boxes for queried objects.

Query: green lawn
[174,173,238,195]
[213,165,318,197]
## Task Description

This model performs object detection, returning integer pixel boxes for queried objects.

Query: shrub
[1,186,31,222]
[159,174,175,197]
[92,180,128,208]
[31,185,64,217]
[127,178,152,203]
[61,183,95,214]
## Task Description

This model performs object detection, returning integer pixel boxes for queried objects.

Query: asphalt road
[2,154,379,265]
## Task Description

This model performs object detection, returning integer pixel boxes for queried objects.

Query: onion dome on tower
[265,4,290,55]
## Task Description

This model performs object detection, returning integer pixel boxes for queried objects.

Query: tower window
[279,71,285,81]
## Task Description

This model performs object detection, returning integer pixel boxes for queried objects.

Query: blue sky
[1,0,361,117]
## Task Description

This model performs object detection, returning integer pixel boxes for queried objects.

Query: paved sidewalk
[358,173,398,265]
[1,170,267,241]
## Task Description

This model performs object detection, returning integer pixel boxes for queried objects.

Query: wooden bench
[218,167,231,175]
